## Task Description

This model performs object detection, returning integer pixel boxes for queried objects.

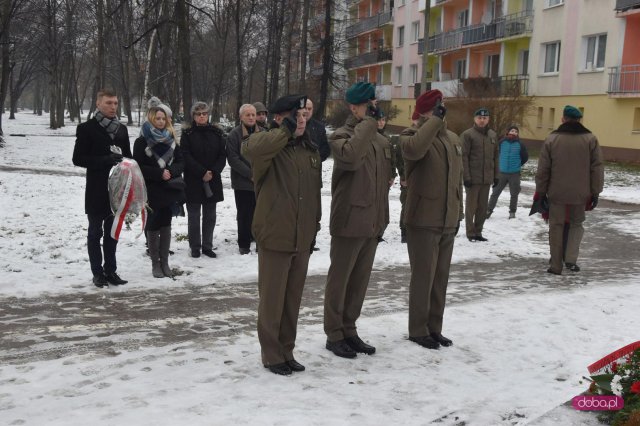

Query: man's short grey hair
[239,104,256,116]
[191,101,209,118]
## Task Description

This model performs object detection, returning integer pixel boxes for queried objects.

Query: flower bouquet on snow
[108,158,148,240]
[584,341,640,426]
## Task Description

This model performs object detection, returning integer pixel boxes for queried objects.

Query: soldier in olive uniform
[324,82,392,359]
[400,90,464,350]
[460,108,498,242]
[241,95,322,376]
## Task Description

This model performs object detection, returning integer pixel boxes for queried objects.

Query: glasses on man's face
[195,111,209,117]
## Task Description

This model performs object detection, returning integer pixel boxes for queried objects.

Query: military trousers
[406,226,455,337]
[465,184,490,238]
[548,203,585,274]
[257,247,311,366]
[399,185,407,231]
[324,236,378,342]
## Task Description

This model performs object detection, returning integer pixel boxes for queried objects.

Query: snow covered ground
[1,111,639,425]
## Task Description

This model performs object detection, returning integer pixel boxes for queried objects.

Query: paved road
[1,203,639,365]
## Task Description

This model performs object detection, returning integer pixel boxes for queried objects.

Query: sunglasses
[194,111,209,117]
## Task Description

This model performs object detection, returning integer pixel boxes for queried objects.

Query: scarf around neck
[95,111,121,140]
[142,121,175,169]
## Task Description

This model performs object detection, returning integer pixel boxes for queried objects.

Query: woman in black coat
[133,106,185,278]
[181,101,227,258]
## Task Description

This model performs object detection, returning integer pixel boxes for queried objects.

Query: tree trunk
[234,0,243,123]
[317,0,332,120]
[0,0,11,135]
[268,0,286,106]
[176,0,192,116]
[300,0,311,93]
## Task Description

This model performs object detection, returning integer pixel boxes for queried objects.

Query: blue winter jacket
[498,138,528,173]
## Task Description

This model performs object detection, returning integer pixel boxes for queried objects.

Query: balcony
[346,11,393,39]
[344,48,392,69]
[615,0,640,12]
[462,75,529,97]
[421,10,533,54]
[608,65,640,97]
[375,84,392,101]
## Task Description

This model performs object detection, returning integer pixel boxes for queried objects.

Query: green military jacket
[460,125,498,185]
[329,115,391,238]
[400,116,464,232]
[242,127,322,253]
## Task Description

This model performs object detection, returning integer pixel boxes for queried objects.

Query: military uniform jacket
[72,118,132,216]
[400,116,464,232]
[329,115,391,238]
[535,121,604,205]
[461,125,498,185]
[242,127,322,253]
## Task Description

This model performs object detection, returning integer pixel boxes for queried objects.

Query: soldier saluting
[242,95,322,376]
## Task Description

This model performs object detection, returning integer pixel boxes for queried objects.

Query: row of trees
[0,0,348,137]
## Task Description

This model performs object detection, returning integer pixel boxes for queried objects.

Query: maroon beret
[415,90,443,115]
[411,110,420,121]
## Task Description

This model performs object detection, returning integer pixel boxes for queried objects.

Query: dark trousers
[548,203,585,273]
[87,213,118,276]
[488,172,521,213]
[187,202,217,251]
[465,184,490,238]
[234,190,256,249]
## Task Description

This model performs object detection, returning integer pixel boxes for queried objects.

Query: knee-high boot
[148,230,164,278]
[159,226,173,278]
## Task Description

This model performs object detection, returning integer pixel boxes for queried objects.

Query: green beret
[346,82,375,105]
[474,108,490,117]
[563,105,583,119]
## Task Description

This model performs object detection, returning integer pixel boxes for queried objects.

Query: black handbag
[166,176,186,191]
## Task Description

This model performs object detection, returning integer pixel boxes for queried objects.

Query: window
[397,26,405,47]
[543,42,561,73]
[519,50,529,75]
[548,107,555,129]
[537,107,543,128]
[410,64,418,84]
[455,59,467,79]
[457,10,469,28]
[546,0,563,7]
[633,108,640,132]
[396,66,403,85]
[411,21,420,43]
[584,34,607,70]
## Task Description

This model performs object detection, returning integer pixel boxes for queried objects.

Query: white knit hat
[147,96,173,119]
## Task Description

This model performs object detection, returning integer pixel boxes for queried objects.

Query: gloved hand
[587,195,598,211]
[464,180,472,188]
[108,152,123,166]
[493,178,499,187]
[366,104,383,120]
[432,101,447,119]
[282,115,297,134]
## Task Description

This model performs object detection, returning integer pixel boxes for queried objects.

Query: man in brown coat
[324,82,391,358]
[461,108,498,241]
[535,105,604,275]
[400,90,463,349]
[242,95,322,376]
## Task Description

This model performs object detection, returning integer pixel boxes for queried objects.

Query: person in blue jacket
[487,125,528,219]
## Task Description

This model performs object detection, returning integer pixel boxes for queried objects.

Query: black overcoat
[180,123,226,204]
[72,118,132,216]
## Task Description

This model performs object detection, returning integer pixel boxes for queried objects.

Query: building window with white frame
[455,59,467,79]
[396,66,403,85]
[397,26,405,47]
[583,34,607,70]
[543,42,561,73]
[411,21,420,43]
[546,0,563,8]
[410,64,418,84]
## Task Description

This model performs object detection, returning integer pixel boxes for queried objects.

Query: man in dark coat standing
[304,98,331,161]
[324,82,391,359]
[535,105,604,275]
[242,95,321,376]
[400,90,463,349]
[72,89,131,288]
[181,101,227,258]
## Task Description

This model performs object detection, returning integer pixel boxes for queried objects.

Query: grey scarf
[95,111,121,140]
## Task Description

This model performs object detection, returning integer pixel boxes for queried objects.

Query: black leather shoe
[239,248,250,255]
[475,235,488,242]
[93,274,108,288]
[467,236,476,242]
[191,249,201,258]
[265,363,292,376]
[326,339,357,358]
[105,272,128,285]
[565,262,580,272]
[409,335,440,349]
[286,359,305,372]
[547,268,561,275]
[430,332,453,347]
[345,335,376,355]
[202,249,217,258]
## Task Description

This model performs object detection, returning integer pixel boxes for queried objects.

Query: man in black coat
[304,99,330,161]
[72,89,132,288]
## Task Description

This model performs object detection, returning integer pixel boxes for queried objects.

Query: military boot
[147,230,164,278]
[159,226,173,278]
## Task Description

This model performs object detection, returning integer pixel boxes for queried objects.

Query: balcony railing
[421,10,533,54]
[346,11,393,39]
[615,0,640,12]
[608,65,640,96]
[344,48,392,69]
[461,75,529,97]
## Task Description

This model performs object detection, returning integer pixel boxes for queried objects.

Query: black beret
[269,95,308,114]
